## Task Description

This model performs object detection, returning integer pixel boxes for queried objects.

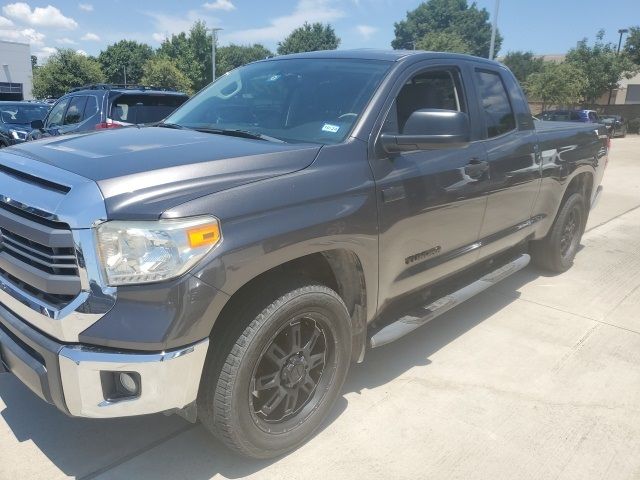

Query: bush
[628,117,640,134]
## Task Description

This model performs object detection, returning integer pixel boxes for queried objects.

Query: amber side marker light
[187,223,221,248]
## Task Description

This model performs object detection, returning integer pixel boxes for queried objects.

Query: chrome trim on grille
[0,151,116,342]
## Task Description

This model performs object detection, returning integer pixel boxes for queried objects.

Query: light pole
[608,28,629,105]
[488,0,500,60]
[210,27,223,82]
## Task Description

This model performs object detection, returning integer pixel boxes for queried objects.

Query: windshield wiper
[194,127,286,144]
[156,122,190,130]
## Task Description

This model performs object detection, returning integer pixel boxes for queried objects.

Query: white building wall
[615,72,640,105]
[0,40,34,100]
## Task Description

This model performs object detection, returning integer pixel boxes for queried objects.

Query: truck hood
[9,127,322,219]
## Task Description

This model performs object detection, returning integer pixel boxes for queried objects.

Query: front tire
[531,192,586,273]
[198,281,352,459]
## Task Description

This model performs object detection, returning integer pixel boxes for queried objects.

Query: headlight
[9,129,28,140]
[95,216,221,286]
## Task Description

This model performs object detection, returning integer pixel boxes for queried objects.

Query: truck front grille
[0,203,81,301]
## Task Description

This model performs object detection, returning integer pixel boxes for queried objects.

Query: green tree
[158,21,212,92]
[31,55,38,70]
[566,30,638,105]
[415,30,471,54]
[277,22,340,55]
[98,40,154,85]
[624,26,640,65]
[216,44,273,76]
[33,49,105,99]
[392,0,501,58]
[525,62,586,111]
[140,57,192,93]
[501,51,544,84]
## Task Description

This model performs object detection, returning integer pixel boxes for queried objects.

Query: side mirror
[31,119,44,130]
[380,109,470,153]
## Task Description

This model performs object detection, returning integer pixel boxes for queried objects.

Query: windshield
[165,58,392,144]
[0,104,50,125]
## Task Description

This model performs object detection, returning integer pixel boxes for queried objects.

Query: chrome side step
[370,254,530,348]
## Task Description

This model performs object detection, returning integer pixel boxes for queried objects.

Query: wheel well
[209,250,368,363]
[563,172,593,210]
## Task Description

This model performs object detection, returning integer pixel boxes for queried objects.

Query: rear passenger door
[473,67,541,261]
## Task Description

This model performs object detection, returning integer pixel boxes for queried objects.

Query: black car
[0,101,50,147]
[30,84,189,140]
[600,115,627,138]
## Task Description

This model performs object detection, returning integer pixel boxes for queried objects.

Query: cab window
[64,96,87,125]
[475,70,516,138]
[47,98,70,127]
[383,69,467,134]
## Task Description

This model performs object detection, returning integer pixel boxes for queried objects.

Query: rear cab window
[474,69,516,138]
[108,94,188,125]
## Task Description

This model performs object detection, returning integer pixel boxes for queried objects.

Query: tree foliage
[98,40,154,84]
[501,51,544,84]
[158,20,213,92]
[565,30,638,104]
[277,22,340,55]
[624,26,640,65]
[140,57,192,93]
[524,62,586,110]
[216,44,273,77]
[415,30,471,54]
[392,0,501,58]
[33,49,105,98]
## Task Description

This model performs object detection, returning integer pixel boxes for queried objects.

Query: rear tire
[197,280,352,459]
[531,192,586,273]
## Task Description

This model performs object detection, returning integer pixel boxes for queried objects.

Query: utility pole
[489,0,500,60]
[608,28,629,105]
[210,27,223,82]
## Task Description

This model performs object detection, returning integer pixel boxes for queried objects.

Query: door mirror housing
[31,119,44,130]
[380,109,470,153]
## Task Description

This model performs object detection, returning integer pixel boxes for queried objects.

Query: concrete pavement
[1,136,640,480]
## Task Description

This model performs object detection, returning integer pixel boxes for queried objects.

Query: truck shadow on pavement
[1,267,542,480]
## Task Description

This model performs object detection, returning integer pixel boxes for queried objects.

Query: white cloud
[34,46,57,61]
[78,3,93,12]
[355,24,377,40]
[203,0,235,11]
[146,10,219,43]
[76,48,87,56]
[56,37,76,45]
[225,0,344,43]
[81,32,100,41]
[0,27,45,46]
[0,15,14,28]
[3,2,78,30]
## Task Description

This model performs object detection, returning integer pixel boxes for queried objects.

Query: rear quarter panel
[532,121,607,238]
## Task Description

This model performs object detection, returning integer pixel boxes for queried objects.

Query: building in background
[614,72,640,105]
[0,40,33,101]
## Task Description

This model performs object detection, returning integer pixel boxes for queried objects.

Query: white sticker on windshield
[322,123,340,133]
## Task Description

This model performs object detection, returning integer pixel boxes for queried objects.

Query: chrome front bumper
[58,339,209,418]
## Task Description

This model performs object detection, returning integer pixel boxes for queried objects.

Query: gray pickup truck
[0,50,607,458]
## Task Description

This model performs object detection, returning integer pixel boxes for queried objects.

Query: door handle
[465,158,489,179]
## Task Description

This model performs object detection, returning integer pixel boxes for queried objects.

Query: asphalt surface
[1,135,640,480]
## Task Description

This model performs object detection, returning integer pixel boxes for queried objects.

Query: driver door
[369,61,490,311]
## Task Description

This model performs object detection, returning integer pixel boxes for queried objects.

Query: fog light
[119,372,139,395]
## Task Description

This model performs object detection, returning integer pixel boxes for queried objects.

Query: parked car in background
[0,101,50,147]
[29,84,189,140]
[540,109,601,123]
[600,115,627,137]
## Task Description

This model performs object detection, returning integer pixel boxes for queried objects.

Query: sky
[0,0,638,63]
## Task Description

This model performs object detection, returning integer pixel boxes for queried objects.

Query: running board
[370,254,530,348]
